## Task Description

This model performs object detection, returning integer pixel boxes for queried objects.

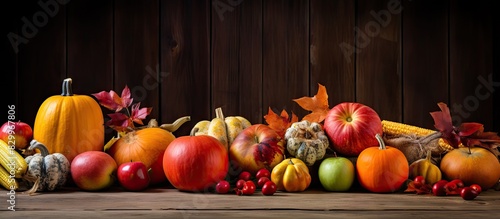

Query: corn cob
[0,139,28,178]
[381,120,454,152]
[0,165,18,190]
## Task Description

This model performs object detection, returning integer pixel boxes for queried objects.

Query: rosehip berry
[469,184,482,194]
[236,179,246,189]
[261,181,277,196]
[215,180,230,194]
[242,181,256,195]
[255,168,271,180]
[413,176,426,188]
[239,171,252,181]
[257,177,270,188]
[460,187,479,200]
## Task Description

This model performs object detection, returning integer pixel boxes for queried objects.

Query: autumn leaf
[404,181,432,195]
[94,85,151,133]
[293,83,329,123]
[430,102,500,150]
[106,112,133,132]
[264,107,298,138]
[130,102,152,125]
[92,86,133,112]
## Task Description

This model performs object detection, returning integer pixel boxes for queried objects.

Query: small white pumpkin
[24,140,70,192]
[285,120,329,166]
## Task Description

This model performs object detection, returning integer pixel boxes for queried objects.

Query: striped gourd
[381,120,454,152]
[24,140,70,192]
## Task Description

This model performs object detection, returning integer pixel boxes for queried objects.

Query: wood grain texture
[356,0,402,121]
[402,0,448,129]
[67,0,113,94]
[310,0,356,106]
[17,0,66,126]
[2,187,500,218]
[449,0,493,130]
[212,0,263,124]
[160,0,211,136]
[263,0,309,120]
[114,0,160,122]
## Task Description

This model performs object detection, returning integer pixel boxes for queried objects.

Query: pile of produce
[1,79,499,202]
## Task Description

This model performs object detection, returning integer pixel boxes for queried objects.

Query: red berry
[460,187,479,200]
[262,181,277,196]
[432,181,447,196]
[257,177,270,188]
[215,180,230,194]
[256,168,271,180]
[242,181,256,195]
[450,179,464,188]
[236,179,246,189]
[413,176,426,188]
[469,184,482,194]
[239,171,252,181]
[444,182,458,195]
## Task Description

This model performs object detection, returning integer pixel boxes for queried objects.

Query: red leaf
[121,85,133,108]
[429,102,460,147]
[106,113,133,132]
[429,102,500,150]
[457,123,483,137]
[92,90,123,112]
[130,103,152,125]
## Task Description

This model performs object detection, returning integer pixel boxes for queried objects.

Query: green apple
[318,157,355,192]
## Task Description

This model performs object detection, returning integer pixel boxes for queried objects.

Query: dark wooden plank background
[2,0,498,138]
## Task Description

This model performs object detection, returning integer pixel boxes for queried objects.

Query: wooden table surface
[1,185,500,219]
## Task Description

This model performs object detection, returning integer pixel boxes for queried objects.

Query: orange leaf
[264,107,298,138]
[293,83,329,123]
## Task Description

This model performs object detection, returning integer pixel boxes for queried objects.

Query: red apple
[0,121,33,150]
[71,151,117,191]
[323,102,383,156]
[117,161,150,191]
[229,124,285,175]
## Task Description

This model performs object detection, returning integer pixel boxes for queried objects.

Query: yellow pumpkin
[270,158,311,192]
[33,78,104,162]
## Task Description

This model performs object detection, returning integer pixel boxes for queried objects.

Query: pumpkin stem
[425,150,432,162]
[375,134,386,150]
[288,158,294,165]
[190,127,199,136]
[61,78,73,96]
[148,119,159,128]
[160,116,191,132]
[28,140,50,156]
[215,107,225,120]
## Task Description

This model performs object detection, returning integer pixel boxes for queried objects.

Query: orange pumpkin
[34,78,104,162]
[356,134,409,193]
[107,116,190,184]
[440,147,500,189]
